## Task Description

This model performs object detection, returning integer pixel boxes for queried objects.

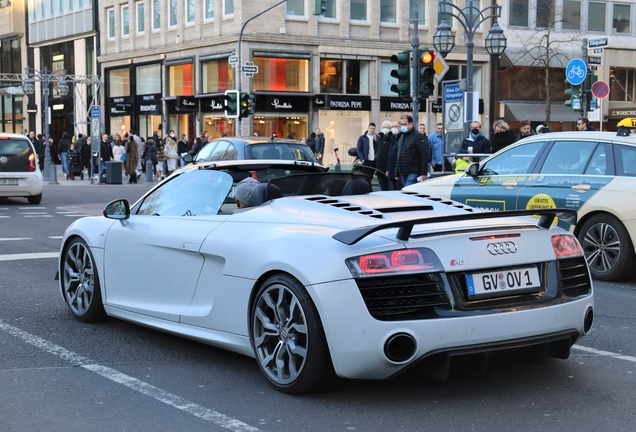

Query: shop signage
[255,94,311,112]
[199,95,226,113]
[314,94,371,111]
[108,97,133,116]
[378,97,443,113]
[176,96,196,111]
[138,102,161,114]
[610,108,636,119]
[136,93,162,102]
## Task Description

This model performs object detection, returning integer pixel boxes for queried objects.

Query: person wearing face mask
[490,120,517,153]
[428,123,444,173]
[395,115,432,187]
[387,121,402,190]
[374,120,394,191]
[356,122,379,186]
[458,121,491,163]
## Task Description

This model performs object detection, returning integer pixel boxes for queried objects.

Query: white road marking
[0,207,9,210]
[19,207,46,210]
[573,344,636,363]
[20,212,49,215]
[0,320,262,432]
[64,214,87,217]
[49,236,64,239]
[23,215,53,218]
[0,252,58,261]
[0,237,33,241]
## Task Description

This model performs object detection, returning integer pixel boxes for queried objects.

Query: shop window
[168,63,194,96]
[205,0,214,20]
[350,0,367,21]
[201,58,235,93]
[286,0,304,16]
[562,0,581,30]
[380,0,396,23]
[108,68,131,98]
[588,2,606,32]
[136,64,161,95]
[136,2,145,34]
[536,0,555,28]
[609,68,635,102]
[613,4,631,33]
[319,60,369,94]
[107,8,115,39]
[409,0,425,23]
[252,58,309,92]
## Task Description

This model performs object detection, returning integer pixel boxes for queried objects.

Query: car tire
[250,273,334,394]
[578,214,635,281]
[61,237,106,322]
[28,194,42,205]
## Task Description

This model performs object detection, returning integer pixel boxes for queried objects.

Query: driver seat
[248,182,283,207]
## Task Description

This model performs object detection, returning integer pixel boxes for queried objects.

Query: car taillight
[552,235,583,258]
[346,248,443,278]
[28,153,36,172]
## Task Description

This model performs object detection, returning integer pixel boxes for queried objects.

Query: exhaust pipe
[384,333,417,363]
[584,307,594,334]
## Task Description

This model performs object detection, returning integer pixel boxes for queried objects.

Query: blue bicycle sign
[566,59,587,85]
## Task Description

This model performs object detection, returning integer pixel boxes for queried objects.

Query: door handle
[181,243,200,253]
[502,181,517,189]
[572,184,591,193]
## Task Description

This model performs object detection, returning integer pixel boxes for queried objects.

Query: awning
[503,102,581,122]
[0,86,25,96]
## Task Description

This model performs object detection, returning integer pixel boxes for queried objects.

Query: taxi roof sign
[616,118,636,136]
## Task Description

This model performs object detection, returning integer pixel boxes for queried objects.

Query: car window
[614,144,636,177]
[289,145,315,162]
[0,139,31,155]
[584,143,612,175]
[481,142,544,176]
[210,141,230,161]
[540,141,596,174]
[136,170,233,216]
[222,143,237,160]
[194,142,217,162]
[248,144,315,162]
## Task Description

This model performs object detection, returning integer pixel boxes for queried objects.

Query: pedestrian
[375,120,393,191]
[75,133,86,155]
[125,136,139,184]
[536,124,550,134]
[394,115,432,187]
[112,135,126,177]
[517,119,535,140]
[58,132,72,177]
[491,119,517,153]
[287,132,297,140]
[305,131,316,154]
[314,128,325,165]
[177,134,189,166]
[129,129,143,172]
[165,132,179,175]
[458,121,491,163]
[36,134,46,171]
[387,120,403,190]
[141,138,158,182]
[156,137,167,179]
[577,117,596,131]
[253,130,260,137]
[418,123,427,135]
[428,123,444,173]
[99,133,113,181]
[356,122,379,185]
[190,137,204,158]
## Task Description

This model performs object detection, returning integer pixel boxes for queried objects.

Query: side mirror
[103,199,130,220]
[182,153,193,164]
[466,162,480,177]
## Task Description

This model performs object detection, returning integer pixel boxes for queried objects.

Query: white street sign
[445,101,464,130]
[228,55,239,65]
[588,56,602,66]
[241,62,259,75]
[587,37,610,49]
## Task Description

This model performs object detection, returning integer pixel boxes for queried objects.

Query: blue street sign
[566,59,587,85]
[444,83,464,101]
[91,106,100,118]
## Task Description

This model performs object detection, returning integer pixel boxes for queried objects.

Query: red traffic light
[420,51,435,65]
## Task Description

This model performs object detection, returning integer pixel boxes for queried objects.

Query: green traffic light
[224,90,239,118]
[390,50,411,97]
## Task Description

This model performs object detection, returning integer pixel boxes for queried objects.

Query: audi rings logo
[487,241,518,255]
[0,156,7,164]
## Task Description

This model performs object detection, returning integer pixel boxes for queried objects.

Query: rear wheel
[251,274,334,394]
[27,194,42,204]
[61,238,105,322]
[578,214,635,281]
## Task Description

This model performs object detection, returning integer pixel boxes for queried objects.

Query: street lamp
[433,1,507,137]
[22,67,69,181]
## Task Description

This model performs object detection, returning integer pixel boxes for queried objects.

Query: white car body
[58,161,594,393]
[0,133,43,203]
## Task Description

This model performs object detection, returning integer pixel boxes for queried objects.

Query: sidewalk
[43,164,158,187]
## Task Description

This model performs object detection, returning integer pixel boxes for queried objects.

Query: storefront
[198,94,233,138]
[253,93,311,139]
[136,94,162,140]
[166,96,196,143]
[315,94,371,166]
[108,96,133,138]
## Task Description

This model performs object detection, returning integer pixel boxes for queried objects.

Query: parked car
[58,159,593,393]
[405,130,636,281]
[0,133,43,204]
[191,136,318,164]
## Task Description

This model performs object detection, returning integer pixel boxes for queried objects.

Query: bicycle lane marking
[0,320,262,432]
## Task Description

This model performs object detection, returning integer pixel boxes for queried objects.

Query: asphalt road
[1,176,635,432]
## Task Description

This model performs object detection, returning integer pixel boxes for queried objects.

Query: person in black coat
[387,121,402,190]
[395,115,432,187]
[99,133,114,180]
[58,132,72,176]
[375,120,394,191]
[305,132,316,154]
[458,121,491,163]
[491,120,517,153]
[80,136,93,176]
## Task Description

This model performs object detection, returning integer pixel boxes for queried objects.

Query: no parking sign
[592,81,610,99]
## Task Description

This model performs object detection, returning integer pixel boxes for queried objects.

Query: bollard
[145,160,154,184]
[48,161,59,185]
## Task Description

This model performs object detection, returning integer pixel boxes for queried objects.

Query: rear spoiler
[332,208,578,245]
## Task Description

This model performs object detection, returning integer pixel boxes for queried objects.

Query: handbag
[121,153,128,162]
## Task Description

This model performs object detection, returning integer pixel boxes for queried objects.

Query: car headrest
[248,182,283,207]
[341,179,371,195]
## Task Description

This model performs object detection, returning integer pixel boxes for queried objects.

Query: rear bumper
[0,173,43,197]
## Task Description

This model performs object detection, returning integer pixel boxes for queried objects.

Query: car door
[450,141,547,211]
[518,140,614,217]
[103,170,233,321]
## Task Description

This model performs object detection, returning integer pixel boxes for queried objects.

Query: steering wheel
[180,200,214,216]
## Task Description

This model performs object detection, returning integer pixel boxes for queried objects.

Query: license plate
[466,267,541,299]
[0,179,18,186]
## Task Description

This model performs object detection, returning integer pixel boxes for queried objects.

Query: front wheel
[578,214,635,281]
[250,274,334,394]
[61,238,105,322]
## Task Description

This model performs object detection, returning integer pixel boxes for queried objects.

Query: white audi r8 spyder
[57,160,594,393]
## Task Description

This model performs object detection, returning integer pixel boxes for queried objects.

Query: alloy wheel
[63,241,97,317]
[582,221,621,274]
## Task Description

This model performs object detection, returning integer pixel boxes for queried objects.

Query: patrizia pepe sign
[313,94,371,111]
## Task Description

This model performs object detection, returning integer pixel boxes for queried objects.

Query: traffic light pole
[410,4,420,122]
[237,0,287,136]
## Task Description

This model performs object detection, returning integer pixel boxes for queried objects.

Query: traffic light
[239,92,255,119]
[564,79,581,111]
[313,0,327,15]
[224,89,239,118]
[390,50,411,97]
[583,73,598,112]
[418,49,436,98]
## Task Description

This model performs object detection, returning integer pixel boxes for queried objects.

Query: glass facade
[135,64,161,95]
[252,58,309,92]
[108,68,131,98]
[168,64,194,96]
[201,59,235,93]
[320,60,369,94]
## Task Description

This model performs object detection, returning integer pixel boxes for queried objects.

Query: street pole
[410,1,420,122]
[43,80,51,181]
[237,0,287,136]
[581,38,588,117]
